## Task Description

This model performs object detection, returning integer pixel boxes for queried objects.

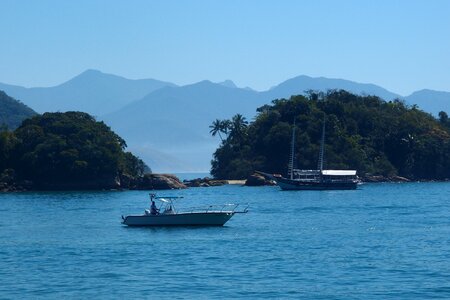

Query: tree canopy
[210,90,450,180]
[0,111,149,189]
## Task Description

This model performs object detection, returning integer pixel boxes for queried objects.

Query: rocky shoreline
[0,171,188,192]
[0,172,272,192]
[183,177,228,188]
[1,171,447,192]
[361,175,411,183]
[182,173,276,187]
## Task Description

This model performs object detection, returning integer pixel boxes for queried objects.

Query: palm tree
[221,120,232,136]
[209,119,223,141]
[209,119,231,142]
[229,114,248,142]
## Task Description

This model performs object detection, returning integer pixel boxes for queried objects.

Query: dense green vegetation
[210,90,450,180]
[0,90,37,130]
[0,111,148,189]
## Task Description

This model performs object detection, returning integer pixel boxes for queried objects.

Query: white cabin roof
[321,170,357,176]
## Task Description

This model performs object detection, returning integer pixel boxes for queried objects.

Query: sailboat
[259,120,358,190]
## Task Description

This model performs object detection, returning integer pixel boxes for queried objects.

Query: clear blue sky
[1,0,449,95]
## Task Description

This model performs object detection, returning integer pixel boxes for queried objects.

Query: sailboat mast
[318,119,325,171]
[289,120,296,180]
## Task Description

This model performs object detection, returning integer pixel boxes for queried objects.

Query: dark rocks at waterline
[0,180,33,192]
[0,170,187,191]
[183,173,277,187]
[135,174,187,190]
[362,175,411,183]
[245,173,277,186]
[0,169,32,192]
[183,177,228,188]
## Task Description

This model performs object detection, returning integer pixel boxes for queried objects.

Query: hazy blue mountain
[405,89,450,116]
[104,80,265,144]
[102,80,267,172]
[218,80,238,88]
[264,76,450,116]
[0,70,176,115]
[0,90,37,129]
[264,75,401,101]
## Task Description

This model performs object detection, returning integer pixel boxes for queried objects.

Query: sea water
[1,182,450,299]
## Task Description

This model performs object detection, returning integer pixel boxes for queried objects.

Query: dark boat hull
[276,177,358,190]
[122,212,235,226]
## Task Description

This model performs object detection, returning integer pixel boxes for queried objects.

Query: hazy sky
[1,0,449,95]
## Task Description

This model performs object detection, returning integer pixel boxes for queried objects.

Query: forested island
[2,89,450,190]
[210,90,450,181]
[0,111,185,191]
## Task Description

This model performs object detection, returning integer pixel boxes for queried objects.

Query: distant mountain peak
[198,79,214,84]
[82,69,103,75]
[405,89,450,116]
[218,80,237,89]
[268,74,401,101]
[409,88,447,95]
[70,69,107,80]
[71,69,121,82]
[0,69,177,116]
[185,80,219,89]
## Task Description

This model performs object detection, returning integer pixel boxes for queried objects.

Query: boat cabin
[291,169,357,182]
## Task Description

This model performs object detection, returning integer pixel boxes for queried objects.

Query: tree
[209,119,231,142]
[228,114,248,143]
[439,111,448,125]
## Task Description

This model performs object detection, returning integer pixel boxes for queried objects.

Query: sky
[0,0,449,95]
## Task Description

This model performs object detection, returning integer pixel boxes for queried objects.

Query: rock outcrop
[362,175,411,183]
[0,169,32,192]
[183,177,228,187]
[245,173,276,186]
[136,173,187,190]
[0,170,187,191]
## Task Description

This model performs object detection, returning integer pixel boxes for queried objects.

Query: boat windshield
[157,198,171,203]
[150,194,184,214]
[150,194,183,201]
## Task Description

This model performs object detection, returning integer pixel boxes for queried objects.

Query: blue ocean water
[1,182,450,299]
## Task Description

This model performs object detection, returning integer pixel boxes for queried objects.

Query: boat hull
[276,177,358,190]
[122,212,235,227]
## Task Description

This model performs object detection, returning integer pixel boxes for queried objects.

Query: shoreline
[2,180,450,192]
[3,177,446,191]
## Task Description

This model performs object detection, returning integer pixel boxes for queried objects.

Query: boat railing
[182,203,249,214]
[323,177,359,183]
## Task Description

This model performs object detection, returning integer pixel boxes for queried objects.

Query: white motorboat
[122,194,248,227]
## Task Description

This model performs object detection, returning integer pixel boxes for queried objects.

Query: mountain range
[0,70,176,116]
[1,70,449,172]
